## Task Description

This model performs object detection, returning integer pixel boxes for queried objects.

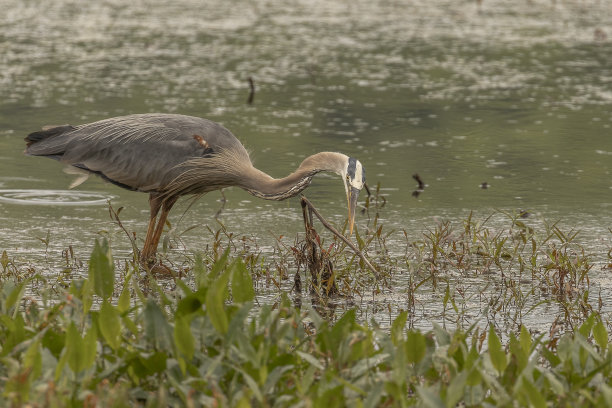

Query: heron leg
[140,194,163,264]
[145,196,178,263]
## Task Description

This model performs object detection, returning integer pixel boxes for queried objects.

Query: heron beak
[347,186,360,236]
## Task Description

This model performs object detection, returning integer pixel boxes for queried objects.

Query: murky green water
[1,0,611,326]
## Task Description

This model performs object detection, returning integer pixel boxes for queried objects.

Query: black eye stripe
[347,157,357,179]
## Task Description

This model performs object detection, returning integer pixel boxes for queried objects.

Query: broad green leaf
[235,396,251,408]
[296,351,325,370]
[578,314,595,338]
[488,326,507,374]
[350,354,389,378]
[464,384,485,406]
[433,323,450,346]
[176,294,203,319]
[82,278,94,315]
[385,382,405,407]
[326,310,356,354]
[0,314,25,355]
[238,368,264,403]
[556,335,572,362]
[24,339,42,381]
[593,319,608,351]
[68,278,94,314]
[443,284,450,308]
[121,315,138,336]
[391,310,408,346]
[206,265,230,334]
[540,345,561,367]
[144,300,174,351]
[542,371,565,396]
[231,258,255,303]
[299,365,316,392]
[99,300,121,350]
[466,367,482,386]
[227,302,253,344]
[363,382,384,408]
[466,343,480,368]
[416,385,446,408]
[4,281,26,318]
[65,322,96,373]
[175,279,193,296]
[509,332,527,372]
[210,247,230,279]
[139,351,168,374]
[88,238,115,300]
[234,328,258,363]
[316,385,345,408]
[65,322,83,373]
[55,350,68,381]
[83,324,97,370]
[519,325,532,355]
[598,384,612,407]
[117,283,131,314]
[521,377,546,408]
[263,365,293,395]
[43,329,65,359]
[174,316,194,359]
[446,371,468,408]
[405,330,426,364]
[193,252,207,289]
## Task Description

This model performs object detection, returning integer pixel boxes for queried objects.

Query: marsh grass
[1,197,611,406]
[402,210,605,336]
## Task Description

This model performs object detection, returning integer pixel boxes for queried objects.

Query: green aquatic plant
[1,237,612,407]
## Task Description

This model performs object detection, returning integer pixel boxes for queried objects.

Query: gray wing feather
[26,114,248,193]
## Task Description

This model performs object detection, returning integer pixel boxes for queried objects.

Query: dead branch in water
[300,196,381,280]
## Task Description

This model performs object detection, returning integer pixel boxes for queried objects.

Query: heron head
[341,157,366,235]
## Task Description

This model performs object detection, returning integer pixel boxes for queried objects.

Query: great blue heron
[24,113,366,263]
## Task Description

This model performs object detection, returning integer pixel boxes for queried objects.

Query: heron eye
[345,175,350,181]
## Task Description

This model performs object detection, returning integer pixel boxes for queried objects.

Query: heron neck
[241,152,346,201]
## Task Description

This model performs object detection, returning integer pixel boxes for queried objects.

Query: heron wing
[25,114,248,193]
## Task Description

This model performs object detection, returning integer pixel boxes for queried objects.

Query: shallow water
[1,0,611,328]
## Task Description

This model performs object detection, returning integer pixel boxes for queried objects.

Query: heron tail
[25,125,76,147]
[24,124,77,158]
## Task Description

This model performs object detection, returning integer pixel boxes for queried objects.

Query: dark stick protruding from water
[413,173,425,190]
[247,77,255,105]
[412,173,425,198]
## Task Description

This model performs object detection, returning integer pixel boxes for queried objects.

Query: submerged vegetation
[1,198,611,406]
